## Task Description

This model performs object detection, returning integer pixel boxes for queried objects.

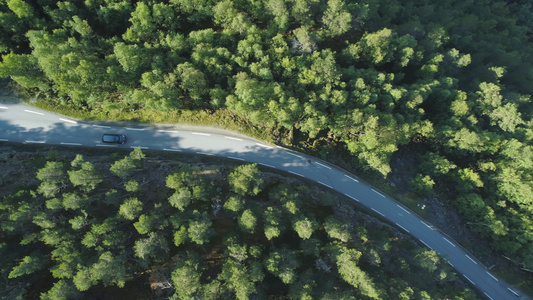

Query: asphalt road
[0,103,527,300]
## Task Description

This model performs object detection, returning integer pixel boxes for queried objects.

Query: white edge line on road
[228,156,245,161]
[315,162,331,169]
[192,132,211,136]
[59,118,77,124]
[60,142,82,146]
[447,261,453,267]
[465,255,478,264]
[397,204,411,214]
[224,136,243,141]
[196,151,213,156]
[317,181,333,189]
[507,288,519,296]
[343,193,360,202]
[96,144,117,147]
[443,237,456,247]
[344,174,359,182]
[288,171,304,177]
[256,143,273,149]
[258,163,275,168]
[158,130,179,133]
[0,106,8,109]
[484,292,494,300]
[131,146,149,149]
[371,208,385,217]
[371,189,385,197]
[126,127,145,131]
[421,240,433,250]
[164,148,181,152]
[463,275,475,286]
[395,223,410,233]
[486,272,498,281]
[93,125,111,129]
[287,152,303,159]
[26,140,45,144]
[421,220,433,230]
[24,109,44,115]
[0,139,8,142]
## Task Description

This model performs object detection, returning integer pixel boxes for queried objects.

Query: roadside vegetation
[0,145,477,299]
[0,0,532,293]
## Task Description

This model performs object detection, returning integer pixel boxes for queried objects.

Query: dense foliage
[0,0,532,276]
[0,148,477,299]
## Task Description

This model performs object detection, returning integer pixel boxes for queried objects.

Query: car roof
[103,134,119,140]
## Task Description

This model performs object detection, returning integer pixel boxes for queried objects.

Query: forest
[0,0,532,291]
[0,146,478,299]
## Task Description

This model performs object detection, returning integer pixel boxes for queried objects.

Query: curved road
[0,103,527,300]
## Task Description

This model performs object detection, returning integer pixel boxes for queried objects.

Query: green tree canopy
[228,164,264,196]
[67,162,103,192]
